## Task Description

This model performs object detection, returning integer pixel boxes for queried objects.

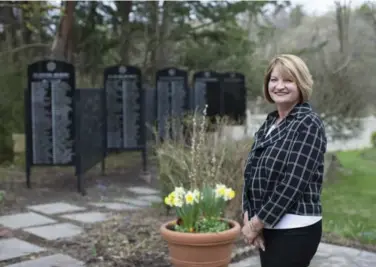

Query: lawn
[322,148,376,246]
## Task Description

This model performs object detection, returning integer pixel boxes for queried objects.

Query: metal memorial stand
[220,72,247,125]
[25,60,76,190]
[192,71,222,131]
[25,60,107,196]
[155,67,190,142]
[102,65,149,181]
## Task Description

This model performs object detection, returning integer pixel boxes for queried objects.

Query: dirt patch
[0,152,158,215]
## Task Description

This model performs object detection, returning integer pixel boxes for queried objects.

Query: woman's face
[268,65,300,106]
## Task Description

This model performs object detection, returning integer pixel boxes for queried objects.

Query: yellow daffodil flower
[224,188,236,201]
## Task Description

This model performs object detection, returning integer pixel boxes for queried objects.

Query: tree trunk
[335,1,350,56]
[149,0,159,82]
[0,2,19,62]
[51,1,76,62]
[116,1,132,65]
[156,1,173,69]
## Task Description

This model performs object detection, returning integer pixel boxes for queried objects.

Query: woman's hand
[241,211,260,245]
[252,233,265,251]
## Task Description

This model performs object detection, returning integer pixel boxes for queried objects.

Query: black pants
[259,220,322,267]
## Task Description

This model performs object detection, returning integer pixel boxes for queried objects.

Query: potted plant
[159,105,241,267]
[160,184,240,267]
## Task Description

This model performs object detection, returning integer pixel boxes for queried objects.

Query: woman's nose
[276,81,285,89]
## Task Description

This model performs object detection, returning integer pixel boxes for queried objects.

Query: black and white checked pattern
[242,102,327,228]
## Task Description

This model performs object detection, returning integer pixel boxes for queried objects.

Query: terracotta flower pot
[160,219,241,267]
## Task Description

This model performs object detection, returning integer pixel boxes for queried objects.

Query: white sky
[290,0,368,15]
[49,0,369,18]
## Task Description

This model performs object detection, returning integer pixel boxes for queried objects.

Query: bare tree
[51,1,75,62]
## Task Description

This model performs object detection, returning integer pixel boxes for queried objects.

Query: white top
[263,123,322,229]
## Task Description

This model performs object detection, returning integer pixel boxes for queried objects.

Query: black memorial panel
[75,88,105,175]
[104,65,144,150]
[221,72,246,124]
[26,60,75,165]
[192,71,221,117]
[156,68,189,139]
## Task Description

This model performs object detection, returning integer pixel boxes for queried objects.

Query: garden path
[0,186,160,267]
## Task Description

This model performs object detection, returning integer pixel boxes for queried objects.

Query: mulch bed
[55,208,257,267]
[0,208,257,267]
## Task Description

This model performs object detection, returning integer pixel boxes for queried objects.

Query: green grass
[322,148,376,245]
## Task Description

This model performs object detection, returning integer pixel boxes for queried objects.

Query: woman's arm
[242,138,258,219]
[255,123,326,228]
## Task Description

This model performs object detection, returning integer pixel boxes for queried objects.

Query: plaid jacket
[242,102,327,228]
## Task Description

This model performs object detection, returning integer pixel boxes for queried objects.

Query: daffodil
[164,196,172,206]
[174,198,184,207]
[172,187,184,202]
[215,184,226,198]
[164,192,176,207]
[192,189,200,203]
[185,191,195,205]
[224,188,235,201]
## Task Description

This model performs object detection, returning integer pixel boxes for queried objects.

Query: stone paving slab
[0,212,57,230]
[60,211,111,224]
[126,186,160,195]
[23,223,83,241]
[229,255,260,267]
[357,251,376,266]
[89,202,142,211]
[229,243,376,267]
[0,238,46,261]
[5,253,84,267]
[27,202,86,215]
[115,197,152,207]
[137,195,162,203]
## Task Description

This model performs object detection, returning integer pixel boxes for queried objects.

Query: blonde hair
[263,54,313,104]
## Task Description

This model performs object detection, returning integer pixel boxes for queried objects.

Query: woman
[241,54,327,267]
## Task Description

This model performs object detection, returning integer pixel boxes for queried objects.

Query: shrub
[0,84,15,165]
[0,123,14,165]
[154,107,253,222]
[371,131,376,148]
